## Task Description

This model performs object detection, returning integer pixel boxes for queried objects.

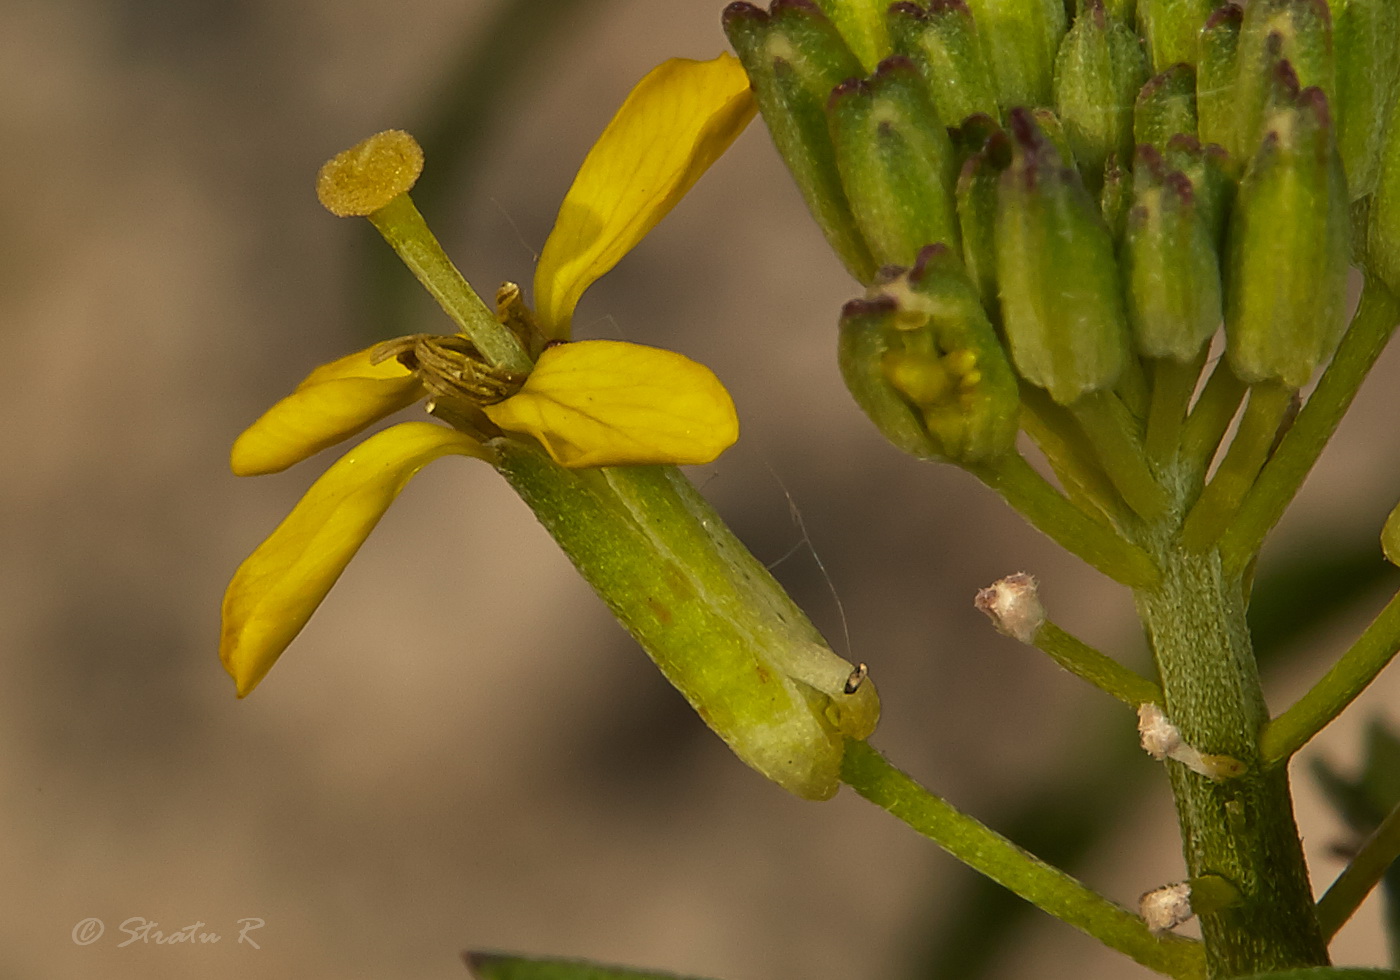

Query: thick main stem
[1133,517,1327,977]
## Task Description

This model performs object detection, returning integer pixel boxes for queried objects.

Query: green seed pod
[1368,89,1400,294]
[1225,70,1351,388]
[887,0,1000,125]
[1135,64,1199,151]
[828,56,961,267]
[1198,4,1245,154]
[1327,0,1400,198]
[964,0,1069,110]
[839,245,1021,463]
[996,109,1131,404]
[1138,0,1228,73]
[1123,145,1224,361]
[1054,0,1150,193]
[1234,0,1337,165]
[724,1,878,282]
[494,442,880,801]
[955,120,1012,309]
[813,0,893,70]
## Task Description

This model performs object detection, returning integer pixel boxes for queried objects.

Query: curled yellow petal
[482,340,739,468]
[532,53,756,338]
[220,422,489,698]
[231,346,426,476]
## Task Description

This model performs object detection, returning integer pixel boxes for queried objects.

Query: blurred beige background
[2,0,1398,977]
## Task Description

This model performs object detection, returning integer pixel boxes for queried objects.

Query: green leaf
[464,952,720,980]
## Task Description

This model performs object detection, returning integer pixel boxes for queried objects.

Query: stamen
[370,333,526,406]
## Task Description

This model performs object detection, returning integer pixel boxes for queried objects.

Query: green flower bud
[839,244,1021,463]
[887,0,1001,125]
[724,1,878,281]
[1225,69,1351,388]
[964,0,1069,110]
[1137,0,1228,73]
[1384,496,1400,566]
[1368,89,1400,294]
[1161,134,1235,249]
[1054,0,1150,193]
[813,0,893,70]
[1198,4,1245,154]
[1234,0,1337,164]
[1135,65,1199,152]
[955,119,1012,309]
[996,109,1131,404]
[828,56,961,267]
[1327,0,1400,198]
[1123,145,1224,361]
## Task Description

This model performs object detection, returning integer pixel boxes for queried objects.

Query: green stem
[971,453,1160,588]
[1132,526,1328,976]
[1180,382,1295,554]
[840,741,1207,980]
[1316,801,1400,941]
[1178,356,1248,497]
[1146,354,1208,469]
[369,194,534,374]
[1019,383,1129,526]
[1072,390,1171,520]
[1219,281,1400,576]
[1260,588,1400,766]
[1034,621,1163,708]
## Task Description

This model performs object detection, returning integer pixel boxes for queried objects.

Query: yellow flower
[222,53,754,697]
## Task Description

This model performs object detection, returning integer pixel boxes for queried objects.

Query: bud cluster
[724,0,1400,529]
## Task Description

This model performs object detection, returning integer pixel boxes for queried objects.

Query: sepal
[887,1,1000,126]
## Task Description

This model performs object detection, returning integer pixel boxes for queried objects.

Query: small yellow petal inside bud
[316,129,425,217]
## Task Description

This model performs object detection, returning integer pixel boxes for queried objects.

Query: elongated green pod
[829,56,960,267]
[493,440,880,801]
[1054,0,1150,192]
[887,0,1000,125]
[839,245,1021,463]
[724,1,878,281]
[1225,72,1351,387]
[996,109,1130,404]
[964,0,1069,110]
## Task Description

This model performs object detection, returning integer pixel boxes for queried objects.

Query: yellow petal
[231,346,426,476]
[482,340,739,467]
[220,422,489,697]
[532,53,756,338]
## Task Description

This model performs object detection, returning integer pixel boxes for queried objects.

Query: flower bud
[964,0,1069,110]
[1135,65,1199,152]
[1053,0,1150,192]
[1370,88,1400,294]
[1161,135,1234,248]
[1099,151,1131,242]
[1383,497,1400,566]
[1137,0,1228,73]
[1328,0,1400,198]
[996,110,1131,405]
[1225,73,1350,388]
[886,1,1000,125]
[1197,4,1244,154]
[828,57,960,267]
[1123,145,1224,361]
[724,1,878,281]
[955,122,1012,309]
[1234,0,1336,164]
[838,245,1020,463]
